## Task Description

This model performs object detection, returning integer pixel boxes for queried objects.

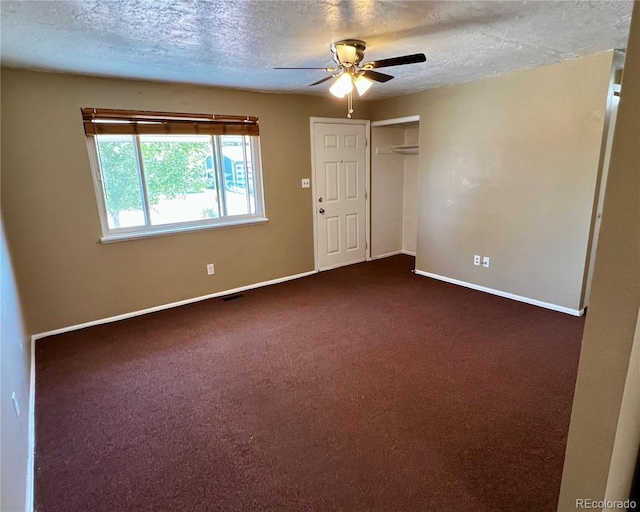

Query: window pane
[139,135,219,225]
[96,135,145,229]
[221,136,254,216]
[247,138,256,215]
[90,124,264,239]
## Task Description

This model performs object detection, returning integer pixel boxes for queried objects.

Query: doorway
[370,115,420,259]
[310,118,370,271]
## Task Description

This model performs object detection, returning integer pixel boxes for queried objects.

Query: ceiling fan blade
[362,70,394,83]
[309,76,333,87]
[274,67,330,70]
[366,53,426,69]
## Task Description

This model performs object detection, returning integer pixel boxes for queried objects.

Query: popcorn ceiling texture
[0,0,633,99]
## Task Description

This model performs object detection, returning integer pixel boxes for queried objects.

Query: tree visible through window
[83,109,265,240]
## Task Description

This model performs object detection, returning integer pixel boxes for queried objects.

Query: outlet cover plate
[301,178,310,188]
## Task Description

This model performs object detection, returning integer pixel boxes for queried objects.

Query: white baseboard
[24,261,579,511]
[26,268,313,510]
[373,250,416,259]
[32,270,318,341]
[318,258,367,272]
[373,250,403,259]
[24,262,578,511]
[414,270,584,316]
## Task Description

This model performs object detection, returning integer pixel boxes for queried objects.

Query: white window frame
[86,134,267,243]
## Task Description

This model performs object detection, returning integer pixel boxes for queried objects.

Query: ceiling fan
[275,39,426,117]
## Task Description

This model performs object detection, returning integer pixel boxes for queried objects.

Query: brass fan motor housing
[330,39,367,68]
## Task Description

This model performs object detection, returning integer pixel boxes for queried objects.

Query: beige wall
[558,2,640,509]
[0,69,369,334]
[371,51,614,312]
[0,219,31,512]
[1,53,614,333]
[605,313,640,506]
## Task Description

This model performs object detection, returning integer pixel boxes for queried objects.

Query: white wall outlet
[206,263,215,275]
[474,255,481,266]
[301,178,310,189]
[482,256,490,268]
[11,392,19,417]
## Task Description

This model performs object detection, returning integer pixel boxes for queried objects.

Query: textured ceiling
[0,1,633,100]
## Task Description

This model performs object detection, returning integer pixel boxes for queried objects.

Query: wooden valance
[82,108,259,136]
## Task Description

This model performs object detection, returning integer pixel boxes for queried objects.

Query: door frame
[582,49,625,309]
[310,117,371,272]
[370,115,420,258]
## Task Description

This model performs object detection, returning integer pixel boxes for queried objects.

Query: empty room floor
[34,255,585,511]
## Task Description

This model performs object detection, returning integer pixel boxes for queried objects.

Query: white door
[312,121,368,271]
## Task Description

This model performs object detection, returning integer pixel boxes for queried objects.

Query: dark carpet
[35,255,584,511]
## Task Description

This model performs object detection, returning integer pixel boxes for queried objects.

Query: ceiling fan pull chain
[347,91,353,119]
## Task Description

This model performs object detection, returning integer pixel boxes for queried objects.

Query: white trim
[309,116,368,125]
[371,115,420,261]
[24,334,35,512]
[365,121,372,263]
[373,250,416,259]
[309,117,371,272]
[100,217,269,243]
[373,250,404,259]
[310,119,319,272]
[87,134,267,243]
[86,137,110,237]
[413,270,585,316]
[371,115,420,127]
[32,270,317,341]
[316,258,366,272]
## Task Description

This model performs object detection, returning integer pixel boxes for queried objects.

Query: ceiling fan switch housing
[331,39,367,66]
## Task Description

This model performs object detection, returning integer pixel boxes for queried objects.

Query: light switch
[301,178,310,188]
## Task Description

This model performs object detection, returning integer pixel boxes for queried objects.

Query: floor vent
[222,294,244,302]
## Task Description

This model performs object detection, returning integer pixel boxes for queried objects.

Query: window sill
[100,217,269,244]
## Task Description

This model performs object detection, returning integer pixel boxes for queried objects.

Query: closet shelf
[376,144,419,155]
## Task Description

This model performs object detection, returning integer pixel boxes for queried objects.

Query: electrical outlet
[11,392,19,417]
[474,255,481,266]
[482,256,490,268]
[301,178,310,188]
[206,263,215,275]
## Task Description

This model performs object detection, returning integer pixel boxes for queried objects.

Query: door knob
[319,208,325,214]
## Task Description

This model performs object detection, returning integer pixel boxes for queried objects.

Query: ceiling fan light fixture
[335,44,357,65]
[354,75,373,96]
[279,39,425,117]
[329,73,353,98]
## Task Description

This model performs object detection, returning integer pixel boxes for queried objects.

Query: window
[83,108,266,242]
